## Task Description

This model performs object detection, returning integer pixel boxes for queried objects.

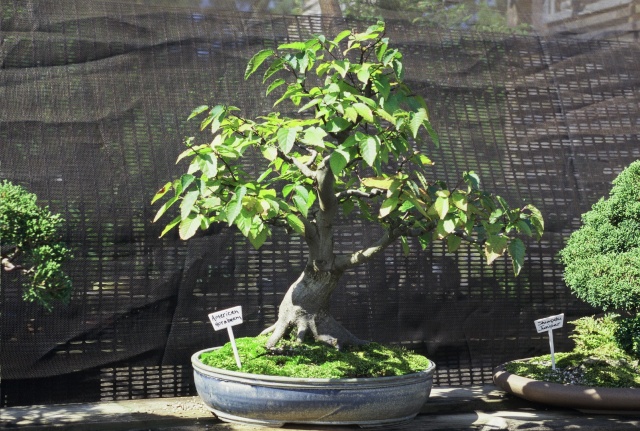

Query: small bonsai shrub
[154,22,542,357]
[0,180,72,309]
[559,161,640,357]
[506,315,640,388]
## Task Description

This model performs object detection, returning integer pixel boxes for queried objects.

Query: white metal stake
[227,326,242,369]
[548,329,556,370]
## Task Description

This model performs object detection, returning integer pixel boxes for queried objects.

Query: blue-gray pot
[192,347,435,428]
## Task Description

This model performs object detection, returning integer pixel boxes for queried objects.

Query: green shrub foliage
[615,314,640,359]
[0,180,72,309]
[560,161,640,313]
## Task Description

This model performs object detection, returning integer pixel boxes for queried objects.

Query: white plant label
[534,313,564,370]
[208,306,243,369]
[534,313,564,333]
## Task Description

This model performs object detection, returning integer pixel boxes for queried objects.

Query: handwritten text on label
[534,313,564,333]
[209,306,243,331]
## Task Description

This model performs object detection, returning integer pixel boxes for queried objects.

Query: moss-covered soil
[199,335,431,379]
[505,352,640,388]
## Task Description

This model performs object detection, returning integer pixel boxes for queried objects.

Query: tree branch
[335,188,384,200]
[305,150,318,167]
[277,149,317,179]
[334,229,400,271]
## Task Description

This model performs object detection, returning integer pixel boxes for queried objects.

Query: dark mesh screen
[1,0,639,406]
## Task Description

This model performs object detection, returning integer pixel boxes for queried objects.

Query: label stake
[534,313,564,370]
[208,306,243,369]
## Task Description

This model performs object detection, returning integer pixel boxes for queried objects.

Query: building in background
[508,0,639,40]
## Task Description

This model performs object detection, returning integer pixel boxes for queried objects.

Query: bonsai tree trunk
[262,267,364,348]
[261,162,395,349]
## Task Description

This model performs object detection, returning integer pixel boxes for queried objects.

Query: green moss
[505,353,640,388]
[199,335,431,379]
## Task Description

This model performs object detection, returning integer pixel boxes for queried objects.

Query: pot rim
[192,346,435,387]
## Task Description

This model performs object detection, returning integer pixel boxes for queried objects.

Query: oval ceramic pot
[192,347,436,428]
[493,362,640,413]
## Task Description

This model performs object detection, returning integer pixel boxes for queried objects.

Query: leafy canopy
[153,22,542,275]
[0,180,72,309]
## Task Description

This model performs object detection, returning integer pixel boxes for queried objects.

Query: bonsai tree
[560,161,640,357]
[0,180,72,310]
[153,22,543,349]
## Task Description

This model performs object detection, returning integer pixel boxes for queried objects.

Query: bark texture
[260,162,396,348]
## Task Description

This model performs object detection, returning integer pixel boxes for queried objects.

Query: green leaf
[256,168,273,183]
[180,174,196,192]
[373,76,391,99]
[293,195,309,218]
[508,238,525,276]
[424,120,439,147]
[302,127,327,148]
[353,103,373,122]
[286,214,305,235]
[344,106,358,123]
[197,153,218,178]
[248,227,268,249]
[263,58,285,82]
[484,235,508,265]
[379,196,398,218]
[294,185,309,201]
[436,220,448,239]
[159,215,181,237]
[451,191,467,212]
[187,105,209,121]
[329,150,349,175]
[180,190,200,219]
[442,217,456,234]
[152,182,172,204]
[463,171,481,190]
[434,196,449,220]
[179,214,202,240]
[266,78,286,96]
[205,105,226,132]
[226,186,247,225]
[356,67,370,84]
[525,204,544,239]
[278,41,306,50]
[515,219,532,236]
[392,58,404,80]
[277,127,298,154]
[245,49,274,79]
[410,108,427,139]
[342,199,355,216]
[362,177,394,190]
[298,98,321,113]
[418,234,432,250]
[275,83,304,106]
[333,29,351,44]
[332,60,348,78]
[262,145,278,161]
[282,184,294,197]
[153,195,179,223]
[176,144,202,163]
[447,235,462,253]
[400,236,410,256]
[360,136,379,167]
[325,117,351,133]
